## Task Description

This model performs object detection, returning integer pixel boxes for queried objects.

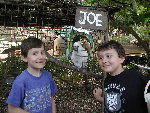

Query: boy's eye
[33,52,38,55]
[99,57,103,60]
[106,55,112,58]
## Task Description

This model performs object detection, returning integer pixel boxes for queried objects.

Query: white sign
[78,11,102,26]
[75,7,108,30]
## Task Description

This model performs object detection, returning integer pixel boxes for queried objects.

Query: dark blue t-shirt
[104,69,148,113]
[6,69,58,113]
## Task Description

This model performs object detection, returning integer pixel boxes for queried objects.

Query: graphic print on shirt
[105,83,125,112]
[24,84,52,112]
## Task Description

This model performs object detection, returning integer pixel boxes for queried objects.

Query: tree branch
[46,52,103,79]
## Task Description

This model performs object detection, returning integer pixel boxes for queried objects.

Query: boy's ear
[21,55,27,62]
[120,57,125,64]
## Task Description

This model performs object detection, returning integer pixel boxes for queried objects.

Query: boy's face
[97,48,125,76]
[22,46,47,71]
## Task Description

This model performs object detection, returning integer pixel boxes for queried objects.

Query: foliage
[44,57,102,85]
[79,0,109,6]
[125,63,139,70]
[87,58,102,74]
[0,56,27,78]
[44,58,83,86]
[0,56,102,85]
[112,36,131,44]
[113,0,149,40]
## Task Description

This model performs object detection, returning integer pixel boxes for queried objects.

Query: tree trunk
[110,20,150,66]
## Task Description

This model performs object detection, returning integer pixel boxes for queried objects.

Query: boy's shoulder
[125,69,143,76]
[41,69,50,74]
[14,70,28,82]
[125,69,148,82]
[41,70,52,76]
[40,70,54,80]
[11,70,29,87]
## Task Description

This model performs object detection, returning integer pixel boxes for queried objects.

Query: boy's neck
[110,68,124,76]
[27,68,41,77]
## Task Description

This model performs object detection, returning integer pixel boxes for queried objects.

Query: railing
[131,62,150,70]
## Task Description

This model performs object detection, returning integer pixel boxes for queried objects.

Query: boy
[6,37,58,113]
[93,40,148,113]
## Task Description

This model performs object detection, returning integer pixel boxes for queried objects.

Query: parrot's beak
[74,46,79,51]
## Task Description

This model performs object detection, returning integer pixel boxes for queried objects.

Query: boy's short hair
[21,37,44,57]
[95,40,125,58]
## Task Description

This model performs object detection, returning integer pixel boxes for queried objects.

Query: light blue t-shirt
[6,69,58,113]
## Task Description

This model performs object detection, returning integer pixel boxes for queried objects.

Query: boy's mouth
[36,61,45,63]
[103,64,110,67]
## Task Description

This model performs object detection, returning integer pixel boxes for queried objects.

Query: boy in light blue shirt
[6,37,58,113]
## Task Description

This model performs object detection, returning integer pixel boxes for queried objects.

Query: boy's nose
[39,54,46,59]
[102,57,107,63]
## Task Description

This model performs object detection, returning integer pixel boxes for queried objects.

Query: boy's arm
[93,87,104,103]
[52,97,56,113]
[8,104,28,113]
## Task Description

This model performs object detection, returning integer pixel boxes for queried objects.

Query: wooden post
[102,17,109,113]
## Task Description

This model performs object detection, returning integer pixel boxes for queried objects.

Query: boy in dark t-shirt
[93,40,148,113]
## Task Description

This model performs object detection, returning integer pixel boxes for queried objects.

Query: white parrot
[71,41,89,69]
